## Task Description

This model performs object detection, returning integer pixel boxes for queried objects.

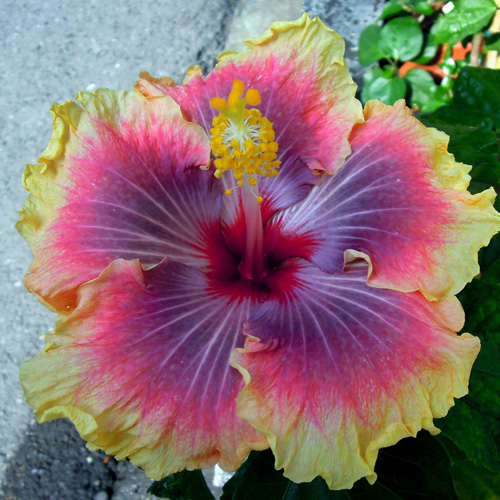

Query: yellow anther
[210,97,227,110]
[227,80,245,108]
[256,196,263,203]
[225,189,233,195]
[209,79,281,194]
[232,79,245,95]
[245,88,261,106]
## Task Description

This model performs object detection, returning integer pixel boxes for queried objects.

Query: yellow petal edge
[231,308,480,490]
[365,99,500,300]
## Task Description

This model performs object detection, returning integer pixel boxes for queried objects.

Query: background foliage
[359,0,499,112]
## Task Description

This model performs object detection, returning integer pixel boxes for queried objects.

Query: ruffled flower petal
[20,258,269,479]
[17,89,236,311]
[265,100,500,299]
[231,258,480,490]
[137,14,363,209]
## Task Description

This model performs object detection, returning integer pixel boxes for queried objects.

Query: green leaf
[362,67,407,105]
[413,24,440,64]
[358,24,385,66]
[379,17,424,62]
[451,123,500,188]
[438,436,500,500]
[485,33,500,51]
[414,1,434,16]
[424,84,452,112]
[148,469,215,499]
[453,459,500,500]
[433,0,497,45]
[418,68,500,189]
[221,451,290,500]
[461,259,500,336]
[451,67,500,128]
[405,67,440,111]
[413,38,439,64]
[222,433,458,499]
[436,260,500,473]
[380,0,407,20]
[350,433,458,499]
[381,64,396,78]
[438,394,500,476]
[362,65,384,86]
[380,0,434,19]
[479,233,500,274]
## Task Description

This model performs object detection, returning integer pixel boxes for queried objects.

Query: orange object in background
[400,42,473,79]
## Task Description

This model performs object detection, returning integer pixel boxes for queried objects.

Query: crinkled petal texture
[18,13,499,490]
[136,15,364,260]
[137,14,363,177]
[265,100,500,299]
[20,259,269,479]
[231,259,480,490]
[16,89,238,311]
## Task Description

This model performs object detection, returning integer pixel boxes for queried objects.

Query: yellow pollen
[232,79,245,95]
[209,80,280,193]
[225,188,233,195]
[245,88,261,106]
[210,97,227,110]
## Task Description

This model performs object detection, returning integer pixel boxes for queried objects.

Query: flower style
[18,14,500,490]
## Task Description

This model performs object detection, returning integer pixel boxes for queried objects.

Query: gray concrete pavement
[1,1,381,498]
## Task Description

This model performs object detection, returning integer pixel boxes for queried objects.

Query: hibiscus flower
[18,14,500,490]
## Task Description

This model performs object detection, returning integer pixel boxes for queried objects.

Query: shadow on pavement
[1,419,119,500]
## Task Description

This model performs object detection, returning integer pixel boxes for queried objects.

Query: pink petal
[20,258,268,479]
[17,89,236,311]
[264,100,500,299]
[136,14,363,212]
[231,258,479,489]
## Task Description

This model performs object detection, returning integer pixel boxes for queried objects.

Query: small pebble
[93,491,109,500]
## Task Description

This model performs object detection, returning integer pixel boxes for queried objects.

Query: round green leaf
[379,17,424,62]
[405,68,450,113]
[380,0,406,19]
[414,24,440,64]
[414,1,434,16]
[405,68,439,111]
[413,39,439,64]
[362,68,407,105]
[358,24,385,66]
[362,66,384,86]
